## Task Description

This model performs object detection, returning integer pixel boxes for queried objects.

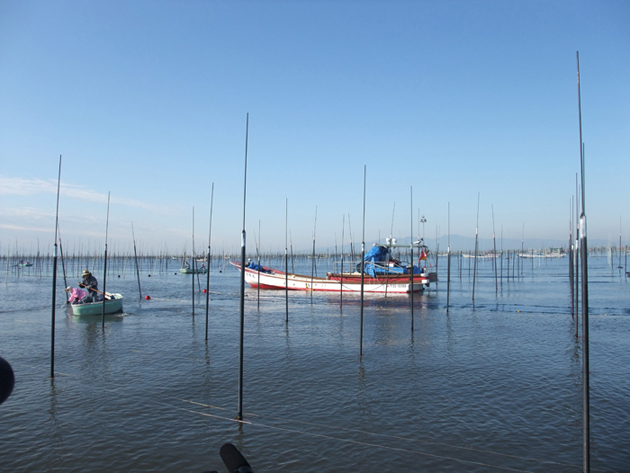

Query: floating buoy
[117,275,121,278]
[145,295,151,300]
[202,289,207,293]
[148,274,151,277]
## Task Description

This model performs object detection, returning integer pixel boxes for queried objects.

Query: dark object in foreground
[203,442,253,473]
[0,356,14,405]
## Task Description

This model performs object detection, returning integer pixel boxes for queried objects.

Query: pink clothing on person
[67,287,87,304]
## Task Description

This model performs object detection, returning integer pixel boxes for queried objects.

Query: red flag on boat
[418,249,427,262]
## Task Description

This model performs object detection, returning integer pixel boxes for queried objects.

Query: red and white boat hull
[232,262,429,294]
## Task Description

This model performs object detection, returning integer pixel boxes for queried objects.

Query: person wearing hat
[79,270,99,303]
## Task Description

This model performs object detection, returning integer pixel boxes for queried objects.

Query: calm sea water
[1,254,629,472]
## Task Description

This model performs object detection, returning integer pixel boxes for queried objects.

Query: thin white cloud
[0,175,174,214]
[0,223,52,233]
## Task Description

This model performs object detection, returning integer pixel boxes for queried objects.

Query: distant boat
[179,260,208,274]
[70,294,123,316]
[232,245,436,294]
[462,253,496,259]
[518,250,566,258]
[17,260,33,267]
[180,267,208,274]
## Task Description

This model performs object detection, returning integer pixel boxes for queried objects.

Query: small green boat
[71,294,123,316]
[180,267,208,274]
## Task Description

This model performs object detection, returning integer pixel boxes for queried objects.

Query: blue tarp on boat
[361,245,422,277]
[364,245,389,262]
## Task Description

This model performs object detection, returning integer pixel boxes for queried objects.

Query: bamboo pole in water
[410,187,414,326]
[359,166,366,357]
[191,207,195,316]
[575,175,579,337]
[58,234,68,293]
[131,223,142,298]
[340,214,345,309]
[237,113,249,421]
[285,199,289,321]
[472,193,480,303]
[569,199,574,318]
[576,51,590,473]
[256,221,261,309]
[447,202,451,314]
[492,205,498,295]
[50,155,62,379]
[205,183,214,342]
[101,192,111,329]
[310,206,317,303]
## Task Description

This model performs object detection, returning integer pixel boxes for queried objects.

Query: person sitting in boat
[79,270,99,302]
[65,286,87,304]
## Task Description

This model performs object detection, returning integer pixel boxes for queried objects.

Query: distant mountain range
[356,234,614,253]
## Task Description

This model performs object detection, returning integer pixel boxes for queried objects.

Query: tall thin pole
[192,207,195,316]
[237,113,249,421]
[359,166,366,357]
[577,50,590,473]
[569,198,575,318]
[205,183,214,342]
[410,187,414,328]
[285,198,288,322]
[58,235,68,294]
[472,192,480,303]
[492,205,498,295]
[131,223,142,299]
[310,206,317,302]
[50,155,62,378]
[446,202,451,314]
[256,221,261,309]
[575,174,579,337]
[101,192,111,329]
[340,214,345,308]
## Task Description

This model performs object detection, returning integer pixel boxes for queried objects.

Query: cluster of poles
[42,52,596,472]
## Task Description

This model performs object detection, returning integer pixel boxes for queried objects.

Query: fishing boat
[232,244,436,294]
[180,266,208,274]
[70,294,123,316]
[17,260,33,267]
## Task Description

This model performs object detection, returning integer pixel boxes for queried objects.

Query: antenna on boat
[205,182,214,342]
[101,191,111,329]
[50,154,62,379]
[237,113,249,421]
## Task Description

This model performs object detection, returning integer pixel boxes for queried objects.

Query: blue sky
[1,0,628,255]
